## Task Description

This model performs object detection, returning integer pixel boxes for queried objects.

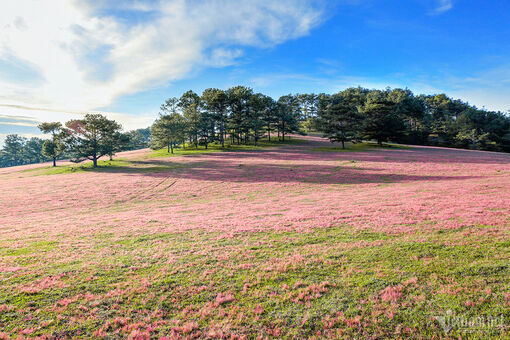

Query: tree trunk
[109,154,113,161]
[93,157,98,168]
[167,143,170,153]
[341,140,345,149]
[53,157,56,167]
[170,143,174,154]
[268,128,271,141]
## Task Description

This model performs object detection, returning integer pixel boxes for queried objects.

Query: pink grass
[1,137,509,240]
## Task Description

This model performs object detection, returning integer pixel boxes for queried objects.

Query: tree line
[0,117,149,168]
[1,86,509,168]
[150,86,302,153]
[151,86,510,152]
[318,88,510,150]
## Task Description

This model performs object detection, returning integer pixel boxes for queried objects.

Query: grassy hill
[0,136,509,338]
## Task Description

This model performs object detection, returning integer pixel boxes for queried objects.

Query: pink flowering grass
[0,136,509,338]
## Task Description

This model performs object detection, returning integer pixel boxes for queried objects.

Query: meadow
[0,136,509,339]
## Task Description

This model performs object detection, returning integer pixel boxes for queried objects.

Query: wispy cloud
[0,104,156,131]
[431,0,453,15]
[0,0,324,122]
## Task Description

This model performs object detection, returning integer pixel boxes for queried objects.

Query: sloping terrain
[0,137,509,338]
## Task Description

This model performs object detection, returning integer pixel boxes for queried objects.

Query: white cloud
[0,0,324,128]
[0,104,155,131]
[432,0,453,15]
[0,133,46,148]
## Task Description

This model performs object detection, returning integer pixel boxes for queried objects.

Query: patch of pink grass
[1,137,508,240]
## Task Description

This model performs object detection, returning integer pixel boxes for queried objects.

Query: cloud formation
[0,0,324,115]
[432,0,453,15]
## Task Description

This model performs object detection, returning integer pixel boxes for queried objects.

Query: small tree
[124,128,150,150]
[249,93,269,145]
[319,95,362,149]
[179,90,201,149]
[277,95,301,140]
[260,96,278,141]
[201,88,228,147]
[182,103,201,149]
[38,122,63,166]
[41,140,63,166]
[64,114,122,167]
[227,86,253,144]
[360,92,405,145]
[1,134,26,166]
[150,113,186,153]
[105,131,130,161]
[24,137,46,164]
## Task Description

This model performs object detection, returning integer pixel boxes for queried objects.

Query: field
[0,136,509,339]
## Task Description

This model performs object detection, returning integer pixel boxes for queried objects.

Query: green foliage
[41,140,60,162]
[319,92,363,148]
[0,135,54,167]
[150,86,304,151]
[315,87,510,152]
[124,128,150,150]
[360,91,406,145]
[1,134,28,166]
[37,122,62,136]
[63,114,123,167]
[151,113,187,153]
[37,121,65,166]
[201,88,228,146]
[0,121,151,169]
[276,94,302,139]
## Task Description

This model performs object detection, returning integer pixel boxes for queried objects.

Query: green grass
[150,137,305,158]
[0,226,508,338]
[23,160,139,176]
[24,158,197,176]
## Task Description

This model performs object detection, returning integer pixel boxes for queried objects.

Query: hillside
[1,136,509,338]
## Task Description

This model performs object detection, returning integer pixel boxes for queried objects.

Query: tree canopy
[2,86,510,169]
[63,114,124,167]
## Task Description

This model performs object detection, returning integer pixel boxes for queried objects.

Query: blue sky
[1,0,509,143]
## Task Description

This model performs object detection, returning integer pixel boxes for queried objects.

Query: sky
[1,0,510,143]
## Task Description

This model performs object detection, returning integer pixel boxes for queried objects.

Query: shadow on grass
[149,138,306,158]
[35,157,484,185]
[28,136,508,183]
